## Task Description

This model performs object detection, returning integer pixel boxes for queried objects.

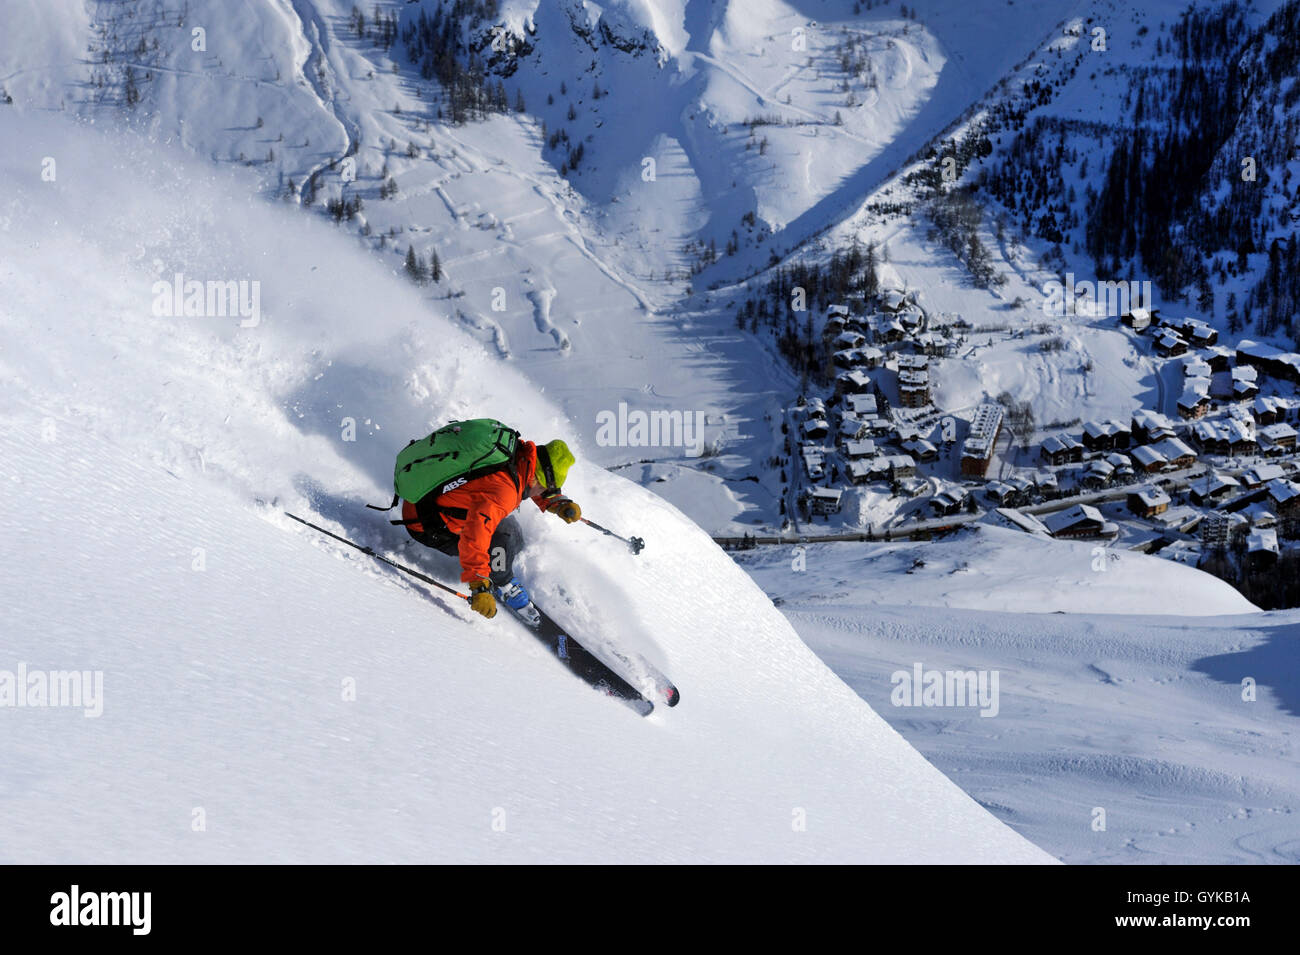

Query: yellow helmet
[538,439,574,490]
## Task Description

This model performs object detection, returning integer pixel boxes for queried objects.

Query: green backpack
[370,419,521,515]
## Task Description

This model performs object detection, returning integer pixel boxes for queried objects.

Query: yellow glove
[548,497,582,524]
[468,579,496,619]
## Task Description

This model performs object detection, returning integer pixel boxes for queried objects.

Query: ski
[501,603,656,717]
[284,512,657,716]
[593,640,680,708]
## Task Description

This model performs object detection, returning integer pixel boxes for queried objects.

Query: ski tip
[663,686,680,707]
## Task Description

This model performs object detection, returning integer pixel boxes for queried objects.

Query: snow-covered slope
[0,111,1052,863]
[745,524,1259,616]
[737,530,1300,864]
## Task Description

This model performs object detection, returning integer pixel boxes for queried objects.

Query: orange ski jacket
[404,440,570,582]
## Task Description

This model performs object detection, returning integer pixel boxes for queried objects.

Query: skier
[391,421,581,622]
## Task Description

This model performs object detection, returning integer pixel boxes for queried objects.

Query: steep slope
[0,111,1052,863]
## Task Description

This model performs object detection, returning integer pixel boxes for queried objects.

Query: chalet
[1259,422,1298,453]
[1204,346,1234,372]
[801,449,826,480]
[1128,485,1171,517]
[1177,381,1211,420]
[1034,470,1059,493]
[1180,318,1218,346]
[1130,445,1166,473]
[1043,504,1117,540]
[1082,458,1115,488]
[1189,471,1241,506]
[1243,503,1278,528]
[1154,331,1188,357]
[878,319,907,343]
[804,397,827,417]
[833,331,867,351]
[880,289,910,313]
[1107,452,1135,478]
[1231,364,1259,398]
[1247,528,1280,568]
[858,346,886,369]
[1121,307,1153,332]
[835,369,873,396]
[1252,395,1288,425]
[845,459,875,485]
[810,486,843,516]
[1241,463,1285,488]
[929,487,970,516]
[960,404,1003,477]
[902,438,939,461]
[1182,355,1213,379]
[801,417,830,440]
[1131,409,1177,444]
[1153,436,1197,470]
[1191,418,1256,456]
[1081,419,1132,451]
[861,415,891,435]
[1040,432,1085,466]
[1152,506,1203,535]
[1266,479,1300,517]
[887,454,917,480]
[840,417,869,440]
[844,393,878,416]
[843,438,877,459]
[823,316,847,341]
[1131,437,1196,473]
[827,304,850,320]
[1237,340,1300,384]
[914,331,949,357]
[833,348,863,369]
[984,481,1022,506]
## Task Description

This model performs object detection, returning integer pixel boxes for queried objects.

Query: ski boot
[495,577,541,627]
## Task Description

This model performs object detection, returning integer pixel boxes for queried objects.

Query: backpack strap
[367,493,400,512]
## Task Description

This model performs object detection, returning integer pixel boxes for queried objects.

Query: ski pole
[580,517,645,555]
[284,512,470,599]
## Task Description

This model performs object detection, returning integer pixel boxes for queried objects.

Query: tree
[404,245,427,284]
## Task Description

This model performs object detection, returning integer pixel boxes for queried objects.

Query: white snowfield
[739,531,1300,864]
[0,114,1052,863]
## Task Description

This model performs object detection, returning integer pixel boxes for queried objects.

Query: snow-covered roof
[1247,528,1279,554]
[1243,463,1285,484]
[1042,503,1106,535]
[991,508,1050,535]
[845,393,878,415]
[1260,422,1298,441]
[1266,479,1300,505]
[1042,433,1082,454]
[1153,437,1196,461]
[1131,485,1171,508]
